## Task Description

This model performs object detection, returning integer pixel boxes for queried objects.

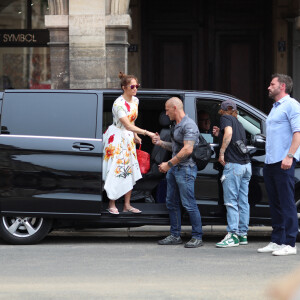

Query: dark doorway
[141,0,272,113]
[151,34,195,90]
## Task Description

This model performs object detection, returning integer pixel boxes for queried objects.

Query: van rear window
[1,92,97,138]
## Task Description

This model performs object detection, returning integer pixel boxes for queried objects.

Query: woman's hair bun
[118,71,126,79]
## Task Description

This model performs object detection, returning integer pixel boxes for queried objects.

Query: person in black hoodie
[212,100,252,248]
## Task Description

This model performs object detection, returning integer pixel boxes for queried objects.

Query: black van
[0,89,298,244]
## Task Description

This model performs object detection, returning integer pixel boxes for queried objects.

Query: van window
[1,92,97,138]
[196,100,219,143]
[196,98,261,144]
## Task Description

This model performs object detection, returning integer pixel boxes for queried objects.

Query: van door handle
[72,142,95,151]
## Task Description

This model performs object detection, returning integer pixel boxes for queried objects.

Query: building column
[105,0,132,88]
[45,0,69,89]
[69,0,106,89]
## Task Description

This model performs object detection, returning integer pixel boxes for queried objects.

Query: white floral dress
[102,95,142,200]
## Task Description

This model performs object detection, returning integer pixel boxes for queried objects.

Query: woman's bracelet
[144,130,147,136]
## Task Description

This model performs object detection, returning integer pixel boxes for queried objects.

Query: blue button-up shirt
[265,95,300,164]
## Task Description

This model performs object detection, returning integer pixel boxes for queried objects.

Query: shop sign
[0,30,49,47]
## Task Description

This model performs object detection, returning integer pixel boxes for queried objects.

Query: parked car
[0,89,298,244]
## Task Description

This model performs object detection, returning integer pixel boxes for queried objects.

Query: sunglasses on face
[128,84,140,89]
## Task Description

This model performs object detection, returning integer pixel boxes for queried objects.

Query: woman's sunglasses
[128,84,140,89]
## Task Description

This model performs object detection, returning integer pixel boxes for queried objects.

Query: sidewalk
[50,225,272,238]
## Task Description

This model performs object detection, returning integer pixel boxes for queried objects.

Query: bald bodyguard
[152,97,203,248]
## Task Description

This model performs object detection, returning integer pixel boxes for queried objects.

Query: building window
[0,0,50,90]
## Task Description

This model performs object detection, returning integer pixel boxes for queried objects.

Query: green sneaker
[238,235,248,245]
[216,233,239,248]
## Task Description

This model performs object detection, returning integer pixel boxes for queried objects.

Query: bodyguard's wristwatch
[287,153,294,158]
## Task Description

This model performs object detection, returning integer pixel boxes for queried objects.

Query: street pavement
[0,225,299,300]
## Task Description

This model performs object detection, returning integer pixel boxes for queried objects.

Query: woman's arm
[119,116,154,137]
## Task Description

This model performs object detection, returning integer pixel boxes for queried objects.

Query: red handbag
[136,144,150,174]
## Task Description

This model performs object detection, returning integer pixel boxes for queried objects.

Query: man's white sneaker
[257,242,283,253]
[272,245,297,256]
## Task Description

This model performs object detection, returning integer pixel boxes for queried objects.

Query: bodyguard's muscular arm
[152,133,173,152]
[159,140,173,152]
[158,140,195,173]
[282,131,300,170]
[171,140,195,164]
[219,126,232,166]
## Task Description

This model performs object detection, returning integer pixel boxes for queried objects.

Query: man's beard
[269,88,280,100]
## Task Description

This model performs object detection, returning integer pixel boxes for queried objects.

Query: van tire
[0,216,52,245]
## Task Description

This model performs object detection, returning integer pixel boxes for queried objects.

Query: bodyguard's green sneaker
[238,235,248,245]
[216,233,239,248]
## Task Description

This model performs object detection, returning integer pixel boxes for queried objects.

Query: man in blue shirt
[258,74,300,256]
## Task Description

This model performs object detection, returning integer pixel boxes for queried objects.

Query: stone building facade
[45,0,132,89]
[45,0,300,108]
[0,0,299,112]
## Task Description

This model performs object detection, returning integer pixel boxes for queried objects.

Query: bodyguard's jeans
[166,165,203,239]
[222,162,252,236]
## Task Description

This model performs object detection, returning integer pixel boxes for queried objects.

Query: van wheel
[0,216,52,245]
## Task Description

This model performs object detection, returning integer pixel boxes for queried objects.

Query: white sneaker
[272,245,297,256]
[257,242,283,253]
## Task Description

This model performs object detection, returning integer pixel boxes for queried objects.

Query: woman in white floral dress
[103,72,155,215]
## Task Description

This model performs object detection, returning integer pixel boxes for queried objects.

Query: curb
[50,225,272,238]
